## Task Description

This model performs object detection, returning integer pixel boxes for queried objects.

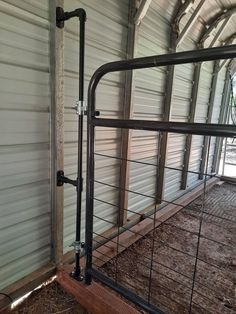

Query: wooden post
[50,0,64,265]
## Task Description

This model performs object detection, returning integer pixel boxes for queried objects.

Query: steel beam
[134,0,152,25]
[212,70,231,173]
[218,32,236,71]
[181,63,201,189]
[156,0,188,204]
[200,7,236,46]
[218,59,231,72]
[198,9,233,180]
[199,61,220,179]
[118,0,138,226]
[182,8,236,184]
[209,15,231,48]
[176,0,205,47]
[156,57,175,204]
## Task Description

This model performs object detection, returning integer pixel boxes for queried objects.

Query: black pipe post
[56,6,86,281]
[73,8,86,281]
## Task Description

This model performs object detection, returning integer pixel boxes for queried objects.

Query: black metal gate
[84,45,236,313]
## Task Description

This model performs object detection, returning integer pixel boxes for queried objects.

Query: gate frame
[85,44,236,314]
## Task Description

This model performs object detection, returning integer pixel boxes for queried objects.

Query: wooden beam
[57,266,139,314]
[119,0,138,226]
[220,175,236,184]
[50,0,64,264]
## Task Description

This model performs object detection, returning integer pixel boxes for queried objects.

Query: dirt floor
[101,183,236,314]
[8,282,88,314]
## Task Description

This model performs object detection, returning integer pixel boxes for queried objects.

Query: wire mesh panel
[86,128,236,313]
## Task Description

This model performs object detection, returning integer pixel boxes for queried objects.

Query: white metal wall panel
[128,0,173,217]
[0,0,51,290]
[63,0,128,252]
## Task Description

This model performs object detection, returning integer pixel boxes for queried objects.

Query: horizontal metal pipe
[91,118,236,138]
[88,45,236,113]
[87,268,165,314]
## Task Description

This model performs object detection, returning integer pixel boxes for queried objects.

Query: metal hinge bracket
[57,170,78,187]
[70,241,85,254]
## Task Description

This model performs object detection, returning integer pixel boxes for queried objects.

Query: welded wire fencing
[86,130,236,314]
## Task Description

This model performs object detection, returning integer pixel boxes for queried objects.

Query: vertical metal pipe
[85,85,95,285]
[73,9,86,280]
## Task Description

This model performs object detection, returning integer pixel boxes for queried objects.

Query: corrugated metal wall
[63,0,128,252]
[128,0,229,211]
[128,0,175,216]
[0,0,51,290]
[0,0,231,291]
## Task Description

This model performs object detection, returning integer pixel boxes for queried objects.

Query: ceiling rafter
[199,6,236,47]
[218,32,236,72]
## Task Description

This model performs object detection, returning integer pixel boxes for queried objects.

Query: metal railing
[84,45,236,313]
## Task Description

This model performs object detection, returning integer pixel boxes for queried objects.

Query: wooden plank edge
[220,175,236,184]
[57,266,139,314]
[0,262,56,313]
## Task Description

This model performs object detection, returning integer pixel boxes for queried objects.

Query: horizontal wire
[93,237,227,310]
[93,238,192,292]
[93,214,235,277]
[94,179,185,209]
[94,152,217,178]
[92,155,235,310]
[94,248,187,312]
[94,197,236,250]
[92,231,192,281]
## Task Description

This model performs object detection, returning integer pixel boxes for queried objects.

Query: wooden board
[57,266,139,314]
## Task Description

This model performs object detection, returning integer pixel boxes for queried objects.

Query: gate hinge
[73,100,100,116]
[57,170,77,187]
[74,100,87,115]
[70,241,85,253]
